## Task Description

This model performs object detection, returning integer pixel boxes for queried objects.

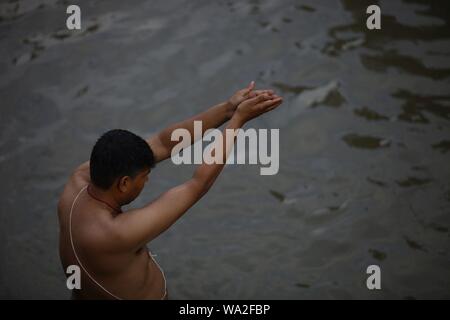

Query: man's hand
[227,81,255,110]
[227,81,276,118]
[233,92,283,124]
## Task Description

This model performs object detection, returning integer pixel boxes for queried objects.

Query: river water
[0,0,449,299]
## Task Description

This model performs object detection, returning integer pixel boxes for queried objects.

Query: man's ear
[118,176,131,193]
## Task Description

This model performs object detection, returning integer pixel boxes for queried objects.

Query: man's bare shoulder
[58,173,120,253]
[58,161,90,213]
[72,161,90,183]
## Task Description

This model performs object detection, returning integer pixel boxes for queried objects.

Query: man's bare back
[58,164,166,299]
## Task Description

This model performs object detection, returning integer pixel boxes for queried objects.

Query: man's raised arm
[147,82,275,163]
[110,92,283,251]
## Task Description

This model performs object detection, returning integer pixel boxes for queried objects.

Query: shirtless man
[57,82,283,299]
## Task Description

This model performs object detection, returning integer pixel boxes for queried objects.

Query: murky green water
[0,0,449,299]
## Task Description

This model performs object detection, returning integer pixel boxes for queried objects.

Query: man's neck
[87,184,122,214]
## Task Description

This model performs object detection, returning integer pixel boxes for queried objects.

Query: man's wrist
[223,100,236,120]
[230,113,245,127]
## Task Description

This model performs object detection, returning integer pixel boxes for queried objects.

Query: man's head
[90,129,155,205]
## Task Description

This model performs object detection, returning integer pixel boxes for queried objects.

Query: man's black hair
[90,129,155,189]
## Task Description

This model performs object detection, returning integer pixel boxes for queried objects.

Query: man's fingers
[246,89,275,100]
[245,93,270,105]
[253,89,274,96]
[256,94,272,103]
[248,91,257,98]
[264,100,283,113]
[243,81,256,97]
[257,97,283,110]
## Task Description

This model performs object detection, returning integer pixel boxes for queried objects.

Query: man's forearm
[148,101,234,162]
[192,115,244,192]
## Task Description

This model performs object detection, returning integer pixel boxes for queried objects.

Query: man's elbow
[147,136,170,163]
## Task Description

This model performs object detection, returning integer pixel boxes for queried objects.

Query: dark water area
[0,0,449,299]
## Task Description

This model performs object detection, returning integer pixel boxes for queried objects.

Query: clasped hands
[227,81,283,123]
